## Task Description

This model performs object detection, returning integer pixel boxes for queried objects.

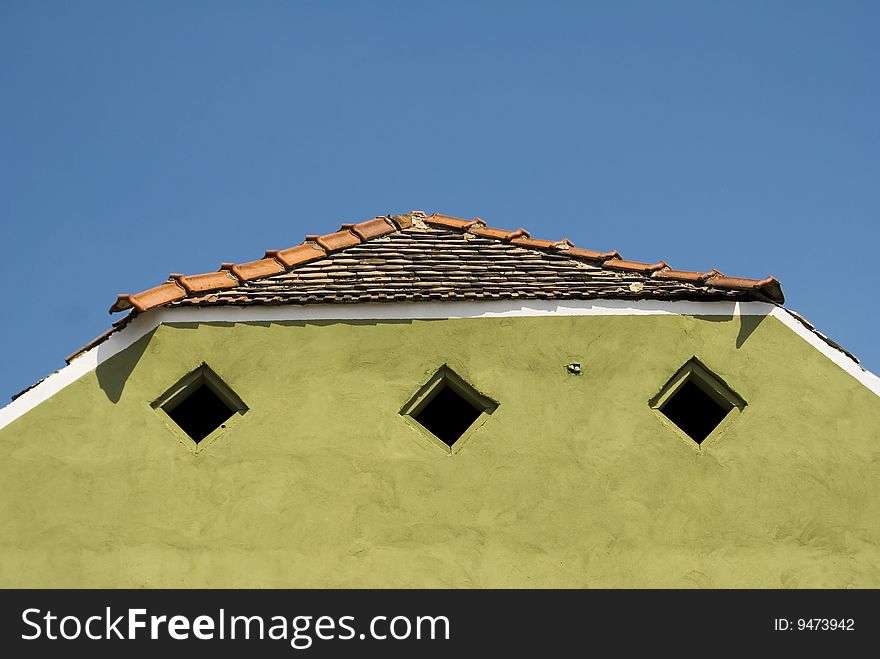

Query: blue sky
[1,1,877,402]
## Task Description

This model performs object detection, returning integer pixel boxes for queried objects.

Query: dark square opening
[414,384,482,447]
[660,379,732,444]
[165,384,235,443]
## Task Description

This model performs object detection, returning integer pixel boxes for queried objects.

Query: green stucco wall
[1,313,879,588]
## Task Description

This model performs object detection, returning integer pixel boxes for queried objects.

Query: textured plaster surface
[1,314,878,588]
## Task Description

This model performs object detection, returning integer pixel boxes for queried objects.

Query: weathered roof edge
[58,210,793,367]
[43,300,872,403]
[108,211,785,315]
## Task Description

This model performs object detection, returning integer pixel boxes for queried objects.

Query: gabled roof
[6,207,875,412]
[110,211,783,314]
[57,210,786,365]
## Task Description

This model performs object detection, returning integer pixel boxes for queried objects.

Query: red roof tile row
[109,211,784,314]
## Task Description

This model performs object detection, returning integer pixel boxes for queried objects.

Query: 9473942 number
[774,618,854,631]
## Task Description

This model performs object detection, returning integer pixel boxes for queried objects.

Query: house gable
[1,309,878,587]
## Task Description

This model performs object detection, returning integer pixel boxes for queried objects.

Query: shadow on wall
[96,328,156,403]
[736,314,766,348]
[93,319,424,403]
[162,318,422,330]
[90,314,767,404]
[695,313,767,349]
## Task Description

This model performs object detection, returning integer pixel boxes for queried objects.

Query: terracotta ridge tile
[342,217,397,241]
[757,275,784,301]
[565,247,620,262]
[111,281,186,313]
[221,258,285,282]
[426,214,483,230]
[470,225,515,240]
[389,214,413,230]
[306,229,361,252]
[705,273,760,288]
[510,235,558,249]
[169,271,239,294]
[505,228,531,241]
[110,294,135,313]
[425,216,619,262]
[266,242,326,268]
[704,273,784,303]
[604,258,669,274]
[652,268,722,283]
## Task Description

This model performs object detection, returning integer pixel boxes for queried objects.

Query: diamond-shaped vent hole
[660,379,732,444]
[154,363,247,447]
[414,384,482,447]
[402,365,498,452]
[652,358,745,446]
[165,384,235,443]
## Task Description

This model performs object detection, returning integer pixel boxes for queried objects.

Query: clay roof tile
[707,274,783,299]
[425,214,482,230]
[106,210,785,315]
[266,242,326,268]
[306,229,361,252]
[221,258,285,282]
[110,281,186,313]
[565,247,620,262]
[170,271,239,294]
[505,228,531,241]
[389,214,414,229]
[652,268,717,283]
[470,225,514,240]
[342,217,397,241]
[603,258,669,274]
[510,235,558,249]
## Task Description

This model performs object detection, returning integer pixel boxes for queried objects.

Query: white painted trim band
[143,299,774,322]
[770,307,880,397]
[0,299,876,431]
